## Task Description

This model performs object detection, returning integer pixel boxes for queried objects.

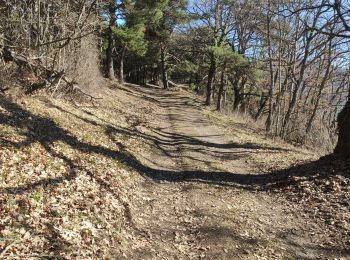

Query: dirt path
[117,85,346,259]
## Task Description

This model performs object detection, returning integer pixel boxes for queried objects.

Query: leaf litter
[0,84,349,259]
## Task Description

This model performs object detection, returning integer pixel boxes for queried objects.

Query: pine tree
[137,0,188,88]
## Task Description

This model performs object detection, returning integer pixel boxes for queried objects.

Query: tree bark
[255,94,267,120]
[217,64,226,111]
[304,42,332,138]
[161,47,169,89]
[232,77,242,111]
[335,99,350,159]
[119,47,125,83]
[106,2,116,80]
[205,54,216,106]
[266,1,275,132]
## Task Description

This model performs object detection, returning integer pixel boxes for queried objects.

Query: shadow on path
[1,86,341,196]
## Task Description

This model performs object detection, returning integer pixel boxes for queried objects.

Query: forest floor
[0,83,349,259]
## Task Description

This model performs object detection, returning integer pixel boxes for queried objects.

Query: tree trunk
[255,95,267,120]
[106,2,116,80]
[266,2,275,132]
[119,47,125,83]
[281,15,317,138]
[266,70,278,132]
[232,78,242,111]
[161,47,169,89]
[335,99,350,159]
[205,54,216,106]
[239,78,247,113]
[217,65,226,111]
[304,40,333,139]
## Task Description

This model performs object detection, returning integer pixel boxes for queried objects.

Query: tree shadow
[0,95,137,256]
[260,155,350,191]
[1,90,349,256]
[0,94,330,193]
[2,89,348,194]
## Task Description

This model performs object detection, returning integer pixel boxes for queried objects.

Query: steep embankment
[0,84,349,259]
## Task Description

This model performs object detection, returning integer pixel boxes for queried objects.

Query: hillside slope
[0,84,349,259]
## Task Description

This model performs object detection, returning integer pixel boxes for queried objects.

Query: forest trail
[117,84,345,259]
[0,84,347,259]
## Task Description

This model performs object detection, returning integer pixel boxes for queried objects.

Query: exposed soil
[114,84,349,259]
[0,83,349,259]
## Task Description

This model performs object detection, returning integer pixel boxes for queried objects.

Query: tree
[0,0,101,97]
[106,0,118,80]
[113,24,147,83]
[292,0,350,158]
[3,0,349,156]
[327,1,350,159]
[192,0,235,105]
[136,0,187,88]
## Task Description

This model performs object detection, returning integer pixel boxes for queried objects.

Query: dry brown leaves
[0,87,152,258]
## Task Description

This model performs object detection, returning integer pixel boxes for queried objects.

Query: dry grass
[200,94,336,155]
[201,105,319,173]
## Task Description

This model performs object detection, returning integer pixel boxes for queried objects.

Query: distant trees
[311,0,350,159]
[136,0,188,88]
[113,24,147,83]
[1,0,350,158]
[102,0,188,87]
[180,0,349,153]
[191,0,235,105]
[286,0,350,158]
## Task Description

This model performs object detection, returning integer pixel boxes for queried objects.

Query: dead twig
[0,46,102,103]
[0,238,24,258]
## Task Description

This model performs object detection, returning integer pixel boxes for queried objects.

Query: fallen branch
[0,46,102,103]
[168,80,179,88]
[72,85,103,101]
[0,239,23,258]
[51,74,64,97]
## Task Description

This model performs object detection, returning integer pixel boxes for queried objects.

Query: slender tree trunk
[274,33,283,135]
[239,78,247,114]
[161,47,169,89]
[205,54,216,106]
[232,78,242,111]
[106,2,116,80]
[119,47,125,83]
[304,42,332,138]
[217,64,226,111]
[224,90,227,106]
[266,1,275,132]
[304,91,322,137]
[255,95,267,120]
[281,53,309,137]
[142,66,147,85]
[281,15,318,137]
